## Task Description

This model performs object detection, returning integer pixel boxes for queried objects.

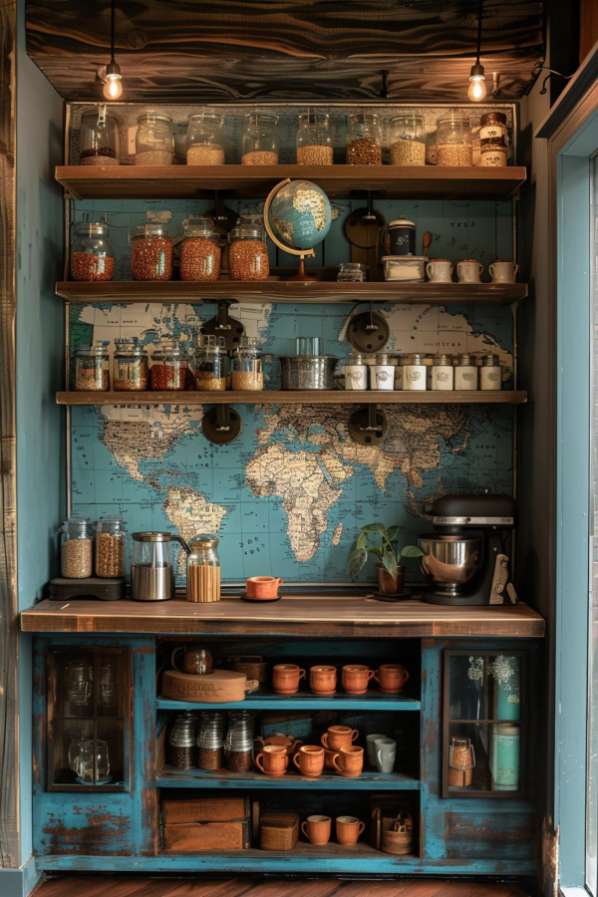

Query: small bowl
[246,576,284,600]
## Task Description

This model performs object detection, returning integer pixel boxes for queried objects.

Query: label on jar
[402,365,427,391]
[481,149,508,167]
[480,124,506,141]
[480,366,501,390]
[345,365,368,390]
[455,366,478,390]
[431,366,454,390]
[370,365,395,390]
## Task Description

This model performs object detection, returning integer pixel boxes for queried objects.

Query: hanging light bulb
[467,61,487,102]
[102,0,123,100]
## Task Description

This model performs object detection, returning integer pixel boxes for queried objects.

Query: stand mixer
[417,494,518,606]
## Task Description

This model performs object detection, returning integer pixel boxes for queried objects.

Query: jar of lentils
[296,111,334,165]
[195,335,229,391]
[180,217,222,282]
[229,223,270,281]
[231,337,264,391]
[75,342,110,391]
[186,111,225,165]
[131,223,173,281]
[436,112,472,167]
[113,337,148,391]
[95,517,125,578]
[60,517,93,579]
[71,222,114,282]
[134,111,174,165]
[242,112,279,165]
[388,113,426,165]
[346,112,382,165]
[149,339,187,390]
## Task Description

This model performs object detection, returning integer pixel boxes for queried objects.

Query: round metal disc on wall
[346,309,389,353]
[348,407,387,445]
[202,405,242,444]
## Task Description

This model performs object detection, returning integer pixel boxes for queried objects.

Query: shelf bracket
[348,404,387,445]
[202,404,241,445]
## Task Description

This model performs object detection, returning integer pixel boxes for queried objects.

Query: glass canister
[71,222,114,282]
[180,217,222,282]
[454,353,479,390]
[195,335,229,391]
[436,112,472,167]
[74,342,110,391]
[95,517,126,578]
[60,517,93,579]
[388,113,426,165]
[401,354,428,391]
[242,112,279,165]
[480,136,508,168]
[346,112,382,165]
[168,712,196,770]
[344,353,368,390]
[72,738,112,785]
[231,337,264,391]
[134,111,174,165]
[369,353,395,390]
[229,223,270,281]
[296,111,334,165]
[131,223,173,281]
[79,107,119,166]
[186,111,225,165]
[480,353,502,390]
[113,337,149,391]
[149,339,187,390]
[337,262,366,282]
[187,536,221,603]
[131,531,189,601]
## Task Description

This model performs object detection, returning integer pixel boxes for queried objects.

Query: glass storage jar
[480,136,508,167]
[187,536,221,603]
[180,217,222,282]
[79,107,119,166]
[113,337,149,390]
[134,111,174,165]
[436,112,472,167]
[186,111,225,165]
[60,517,93,579]
[231,337,264,391]
[337,262,366,282]
[71,222,115,282]
[195,335,229,391]
[131,223,173,281]
[346,112,382,165]
[388,113,426,165]
[75,342,110,391]
[242,112,279,165]
[296,111,334,165]
[95,517,125,578]
[229,224,270,281]
[149,339,187,390]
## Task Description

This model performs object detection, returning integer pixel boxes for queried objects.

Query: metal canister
[480,353,502,390]
[430,354,454,391]
[225,711,254,772]
[197,711,225,770]
[280,356,337,390]
[490,723,520,791]
[401,354,427,391]
[168,712,196,770]
[382,218,416,256]
[454,353,479,390]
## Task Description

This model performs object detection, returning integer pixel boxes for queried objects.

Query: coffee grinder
[417,493,518,606]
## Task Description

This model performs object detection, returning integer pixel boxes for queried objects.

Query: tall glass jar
[95,517,126,578]
[186,111,225,165]
[75,342,110,391]
[242,112,279,165]
[296,111,334,165]
[79,107,119,166]
[149,339,187,390]
[436,112,472,167]
[71,222,114,282]
[231,337,264,391]
[346,112,382,165]
[180,217,222,282]
[60,517,93,579]
[229,224,270,281]
[388,113,426,165]
[131,223,173,281]
[195,335,229,391]
[187,536,221,603]
[113,338,149,391]
[134,111,174,165]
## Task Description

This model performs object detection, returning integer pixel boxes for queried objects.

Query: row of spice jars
[59,517,125,579]
[343,353,504,391]
[168,710,254,772]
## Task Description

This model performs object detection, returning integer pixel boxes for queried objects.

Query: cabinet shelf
[155,766,420,790]
[157,694,421,712]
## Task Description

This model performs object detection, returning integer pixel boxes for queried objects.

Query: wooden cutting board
[162,669,251,702]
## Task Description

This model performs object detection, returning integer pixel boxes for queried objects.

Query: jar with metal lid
[296,111,334,165]
[454,353,479,390]
[79,107,119,166]
[135,111,174,165]
[180,217,222,282]
[168,712,196,770]
[131,223,173,281]
[388,113,426,166]
[225,711,254,772]
[480,136,508,167]
[197,711,225,770]
[113,338,148,390]
[242,112,279,165]
[346,112,382,165]
[480,111,508,143]
[436,112,472,167]
[75,342,110,391]
[480,353,502,390]
[95,517,125,578]
[71,222,114,282]
[344,353,368,390]
[186,111,225,165]
[149,339,187,390]
[229,223,270,281]
[231,337,264,391]
[131,531,190,602]
[369,353,396,391]
[430,354,455,391]
[337,262,366,282]
[195,335,229,391]
[401,354,428,391]
[187,536,221,603]
[60,517,93,579]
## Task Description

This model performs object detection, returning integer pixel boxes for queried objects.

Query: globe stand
[287,254,318,282]
[263,177,327,282]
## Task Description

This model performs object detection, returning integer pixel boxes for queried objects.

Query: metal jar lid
[433,354,453,365]
[132,531,176,542]
[402,353,427,365]
[456,353,475,365]
[75,221,109,238]
[481,353,500,365]
[480,111,507,127]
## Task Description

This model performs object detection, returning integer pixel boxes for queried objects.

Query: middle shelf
[155,767,421,791]
[157,694,422,712]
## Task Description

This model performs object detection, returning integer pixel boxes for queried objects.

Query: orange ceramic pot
[272,663,305,695]
[335,815,366,845]
[255,744,288,777]
[309,664,337,696]
[374,663,410,695]
[321,724,360,751]
[293,745,325,778]
[301,814,331,846]
[341,664,375,695]
[332,745,364,778]
[245,576,283,599]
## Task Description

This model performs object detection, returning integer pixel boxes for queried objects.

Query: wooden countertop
[20,596,545,638]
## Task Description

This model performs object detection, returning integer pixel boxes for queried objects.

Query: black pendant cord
[475,0,483,64]
[110,0,116,65]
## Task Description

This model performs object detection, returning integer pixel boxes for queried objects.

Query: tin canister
[490,722,520,791]
[382,218,416,256]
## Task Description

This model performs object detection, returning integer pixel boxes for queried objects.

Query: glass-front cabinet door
[442,650,523,798]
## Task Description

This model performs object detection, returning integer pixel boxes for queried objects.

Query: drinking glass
[73,738,111,785]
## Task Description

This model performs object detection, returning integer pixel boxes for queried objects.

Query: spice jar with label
[296,111,334,165]
[401,354,428,391]
[71,222,114,282]
[225,711,254,773]
[344,353,368,390]
[229,223,270,281]
[187,536,221,603]
[436,112,472,167]
[75,342,110,391]
[80,107,120,166]
[168,713,196,771]
[186,111,225,165]
[388,113,426,165]
[242,111,279,165]
[346,112,382,165]
[113,338,149,391]
[454,353,479,390]
[231,337,264,391]
[480,354,502,390]
[131,223,173,281]
[134,111,174,165]
[95,517,125,578]
[480,136,508,167]
[180,217,222,282]
[196,335,229,391]
[337,262,367,282]
[60,517,93,579]
[369,353,395,390]
[149,339,187,390]
[197,712,225,771]
[430,354,455,391]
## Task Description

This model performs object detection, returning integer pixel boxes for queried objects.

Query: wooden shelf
[55,280,528,305]
[157,693,421,712]
[55,164,527,200]
[155,766,420,791]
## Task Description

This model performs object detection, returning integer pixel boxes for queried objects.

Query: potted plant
[348,523,423,595]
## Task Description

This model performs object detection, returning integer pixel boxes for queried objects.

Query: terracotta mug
[335,815,365,846]
[272,663,305,695]
[255,733,302,756]
[255,744,288,777]
[332,745,364,778]
[321,725,360,751]
[374,663,410,694]
[230,656,268,684]
[170,646,213,675]
[293,744,325,778]
[309,664,337,696]
[301,814,331,846]
[341,664,375,695]
[245,576,283,600]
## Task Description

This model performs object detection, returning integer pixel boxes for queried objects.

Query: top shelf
[55,164,528,200]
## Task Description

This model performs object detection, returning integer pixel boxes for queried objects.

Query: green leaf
[348,547,368,578]
[400,545,424,559]
[386,525,403,542]
[382,548,398,580]
[361,523,385,535]
[355,532,368,552]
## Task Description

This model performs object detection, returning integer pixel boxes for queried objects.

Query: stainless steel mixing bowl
[417,535,482,596]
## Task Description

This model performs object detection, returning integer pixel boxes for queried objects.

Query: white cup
[366,732,386,767]
[374,736,397,774]
[457,259,484,283]
[489,260,518,283]
[426,259,454,283]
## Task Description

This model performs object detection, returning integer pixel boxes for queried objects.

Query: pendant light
[467,0,487,102]
[103,0,123,100]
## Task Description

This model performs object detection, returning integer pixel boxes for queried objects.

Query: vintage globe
[265,179,332,252]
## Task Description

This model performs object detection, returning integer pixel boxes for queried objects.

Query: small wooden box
[259,812,299,851]
[163,797,248,824]
[162,797,251,853]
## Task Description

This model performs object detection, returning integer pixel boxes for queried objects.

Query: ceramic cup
[321,724,360,751]
[332,745,364,778]
[230,655,268,684]
[374,663,410,695]
[335,815,365,846]
[272,663,306,695]
[245,575,283,599]
[255,733,302,756]
[170,646,213,676]
[341,664,375,696]
[301,814,331,846]
[489,260,518,283]
[456,259,484,283]
[366,732,386,767]
[309,664,337,696]
[293,744,325,778]
[425,259,454,283]
[374,735,397,773]
[255,744,289,777]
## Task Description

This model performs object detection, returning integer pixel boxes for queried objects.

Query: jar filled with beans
[241,111,279,165]
[74,342,110,391]
[186,111,225,165]
[149,339,187,390]
[196,335,229,391]
[436,112,472,167]
[60,517,93,579]
[135,111,174,165]
[180,217,222,282]
[296,110,334,165]
[231,336,264,391]
[95,517,125,578]
[388,113,426,166]
[131,223,173,281]
[71,222,114,282]
[229,223,270,281]
[346,112,382,165]
[113,337,148,390]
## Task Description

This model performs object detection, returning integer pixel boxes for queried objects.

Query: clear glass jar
[187,536,221,603]
[454,353,479,390]
[72,738,111,785]
[229,224,270,281]
[149,339,187,390]
[337,262,366,282]
[480,137,508,168]
[430,354,454,390]
[186,111,225,165]
[242,112,279,165]
[401,354,428,391]
[60,517,93,579]
[180,217,222,282]
[71,222,114,282]
[131,223,173,281]
[231,337,264,391]
[75,342,110,391]
[135,111,174,165]
[436,112,472,167]
[369,353,395,390]
[95,517,125,578]
[480,353,502,390]
[113,337,148,391]
[80,107,119,166]
[344,353,368,390]
[388,113,426,166]
[346,112,382,165]
[426,129,438,166]
[195,335,229,391]
[480,111,508,143]
[296,111,333,165]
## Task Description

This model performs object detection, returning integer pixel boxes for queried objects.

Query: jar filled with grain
[60,517,93,579]
[74,342,110,391]
[186,111,225,165]
[134,111,174,165]
[388,113,426,166]
[242,111,279,165]
[296,111,334,165]
[436,112,472,167]
[180,217,222,282]
[196,335,229,391]
[187,536,221,603]
[131,223,173,281]
[229,223,270,281]
[149,339,187,391]
[79,107,119,166]
[346,112,382,165]
[231,337,264,391]
[337,262,366,282]
[95,517,125,578]
[71,222,114,282]
[113,337,149,391]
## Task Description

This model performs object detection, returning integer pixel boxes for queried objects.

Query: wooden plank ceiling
[26,0,545,102]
